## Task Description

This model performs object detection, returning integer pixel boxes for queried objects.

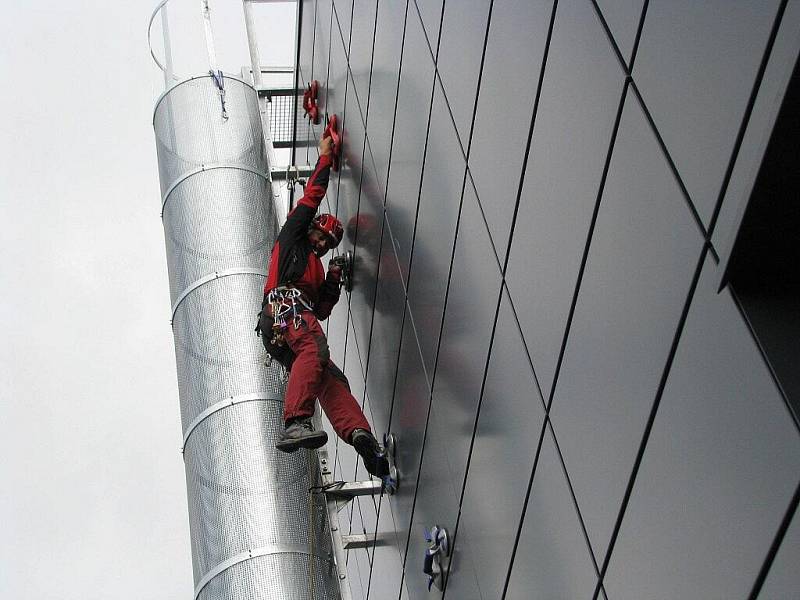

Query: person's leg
[316,361,370,442]
[274,312,329,451]
[282,312,329,421]
[317,362,389,477]
[258,311,294,369]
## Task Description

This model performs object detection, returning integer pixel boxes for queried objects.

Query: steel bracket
[341,532,388,550]
[270,165,314,182]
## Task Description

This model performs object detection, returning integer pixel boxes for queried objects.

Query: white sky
[0,2,296,598]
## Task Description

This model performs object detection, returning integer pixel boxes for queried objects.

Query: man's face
[308,228,331,256]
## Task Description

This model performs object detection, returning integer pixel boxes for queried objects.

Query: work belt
[257,286,314,348]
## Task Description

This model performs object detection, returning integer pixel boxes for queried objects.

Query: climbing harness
[303,80,321,124]
[209,69,228,120]
[423,525,450,591]
[265,287,313,346]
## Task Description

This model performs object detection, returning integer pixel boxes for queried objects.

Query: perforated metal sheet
[172,275,276,427]
[154,77,266,197]
[155,75,338,599]
[199,553,339,600]
[162,169,272,305]
[183,402,333,581]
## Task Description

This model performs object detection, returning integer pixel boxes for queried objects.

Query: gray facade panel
[387,316,432,557]
[293,2,800,598]
[368,528,407,599]
[758,507,800,600]
[504,427,600,600]
[334,325,367,481]
[365,229,406,436]
[436,0,491,145]
[337,71,367,224]
[403,405,465,600]
[299,0,317,85]
[405,83,466,375]
[365,0,408,196]
[349,0,378,120]
[505,0,625,399]
[431,182,502,485]
[347,160,384,360]
[346,547,368,600]
[298,0,316,167]
[413,0,444,51]
[325,32,351,216]
[297,110,314,166]
[633,0,782,225]
[333,0,353,53]
[604,257,800,600]
[446,290,546,600]
[467,0,554,258]
[368,556,406,599]
[549,92,703,561]
[307,130,321,166]
[594,0,644,65]
[405,183,502,597]
[313,0,333,111]
[384,11,435,282]
[326,280,349,369]
[712,1,800,267]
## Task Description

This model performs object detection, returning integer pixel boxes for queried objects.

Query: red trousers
[270,311,370,442]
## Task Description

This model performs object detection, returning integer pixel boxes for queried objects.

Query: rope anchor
[209,69,228,121]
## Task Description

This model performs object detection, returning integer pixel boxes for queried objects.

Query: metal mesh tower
[153,74,339,600]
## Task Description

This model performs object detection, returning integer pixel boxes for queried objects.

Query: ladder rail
[313,412,354,600]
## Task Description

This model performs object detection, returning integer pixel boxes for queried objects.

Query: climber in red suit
[257,134,388,478]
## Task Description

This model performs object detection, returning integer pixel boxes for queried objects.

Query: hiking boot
[276,418,328,453]
[351,429,390,478]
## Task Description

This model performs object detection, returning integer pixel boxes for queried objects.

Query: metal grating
[262,89,313,148]
[154,74,339,599]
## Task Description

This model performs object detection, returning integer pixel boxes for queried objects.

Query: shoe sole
[275,440,300,453]
[352,434,379,457]
[275,431,328,453]
[352,434,390,477]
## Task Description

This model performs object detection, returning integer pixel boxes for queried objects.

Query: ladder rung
[323,480,382,500]
[257,86,300,97]
[341,532,389,550]
[270,166,315,180]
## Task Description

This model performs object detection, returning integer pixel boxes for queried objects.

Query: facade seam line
[193,545,334,600]
[181,392,283,452]
[151,73,257,122]
[161,164,270,213]
[170,268,266,322]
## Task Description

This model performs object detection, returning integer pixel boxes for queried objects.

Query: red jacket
[264,154,340,319]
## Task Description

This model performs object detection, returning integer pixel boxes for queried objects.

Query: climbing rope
[308,480,347,495]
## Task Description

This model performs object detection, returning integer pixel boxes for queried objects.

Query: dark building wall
[294,1,800,598]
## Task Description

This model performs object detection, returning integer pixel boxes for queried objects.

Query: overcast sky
[0,2,295,598]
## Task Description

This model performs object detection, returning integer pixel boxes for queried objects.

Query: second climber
[256,129,389,479]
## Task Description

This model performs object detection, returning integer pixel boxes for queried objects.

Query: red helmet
[312,213,344,248]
